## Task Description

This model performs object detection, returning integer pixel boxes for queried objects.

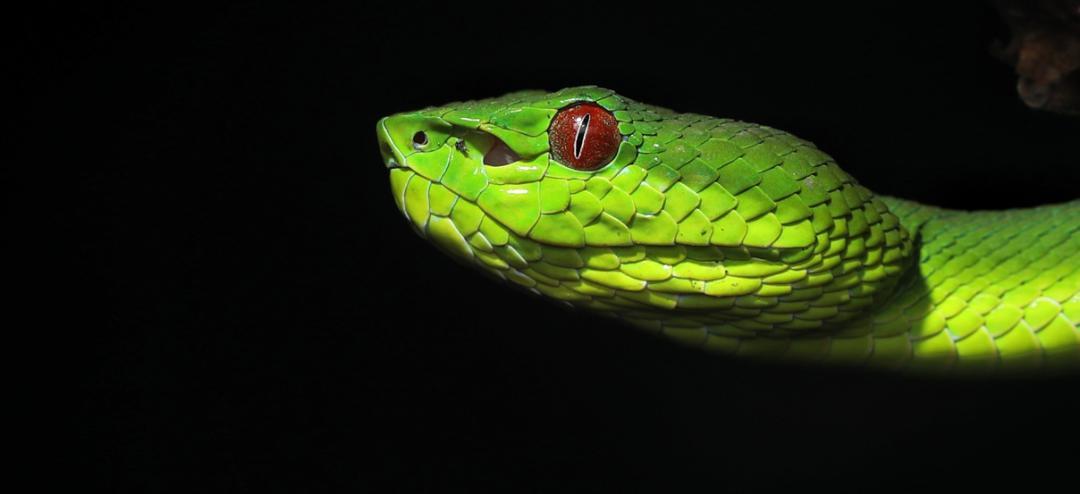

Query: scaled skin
[377,86,1080,375]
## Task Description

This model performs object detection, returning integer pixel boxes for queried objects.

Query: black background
[39,3,1080,492]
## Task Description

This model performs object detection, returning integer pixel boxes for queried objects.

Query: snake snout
[376,117,407,170]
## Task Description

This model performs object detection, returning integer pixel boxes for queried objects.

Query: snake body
[378,86,1080,375]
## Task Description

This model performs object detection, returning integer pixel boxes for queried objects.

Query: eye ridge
[574,113,590,160]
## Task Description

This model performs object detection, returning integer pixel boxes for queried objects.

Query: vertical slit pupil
[574,114,590,160]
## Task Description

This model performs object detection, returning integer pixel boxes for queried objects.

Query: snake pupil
[574,114,590,159]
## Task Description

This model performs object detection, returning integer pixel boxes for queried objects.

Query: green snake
[377,86,1080,375]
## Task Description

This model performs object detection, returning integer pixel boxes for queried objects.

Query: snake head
[377,86,913,345]
[377,86,635,246]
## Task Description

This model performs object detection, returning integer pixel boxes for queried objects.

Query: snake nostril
[412,131,428,149]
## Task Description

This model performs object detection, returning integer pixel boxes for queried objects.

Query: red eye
[549,103,621,171]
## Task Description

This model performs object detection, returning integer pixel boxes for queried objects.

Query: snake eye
[549,103,621,171]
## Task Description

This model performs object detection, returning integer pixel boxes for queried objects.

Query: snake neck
[705,197,1080,374]
[623,172,921,349]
